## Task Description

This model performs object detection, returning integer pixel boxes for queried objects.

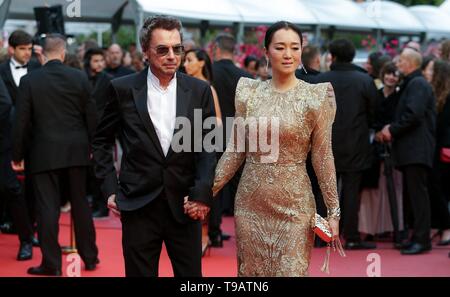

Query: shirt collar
[148,67,177,92]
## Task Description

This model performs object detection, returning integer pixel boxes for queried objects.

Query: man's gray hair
[139,15,183,52]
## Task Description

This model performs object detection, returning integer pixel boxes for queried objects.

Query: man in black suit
[379,48,436,255]
[210,33,252,247]
[0,78,34,261]
[83,47,113,218]
[316,39,378,250]
[0,30,41,236]
[12,34,98,276]
[93,16,216,277]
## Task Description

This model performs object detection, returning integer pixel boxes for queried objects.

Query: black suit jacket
[212,59,251,149]
[295,66,320,83]
[316,62,378,172]
[0,78,12,154]
[0,59,40,105]
[12,60,96,174]
[92,69,216,224]
[88,71,113,119]
[389,70,436,168]
[437,93,450,149]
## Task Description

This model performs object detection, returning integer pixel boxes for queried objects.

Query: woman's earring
[265,59,269,72]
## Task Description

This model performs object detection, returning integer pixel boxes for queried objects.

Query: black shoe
[394,241,414,250]
[209,235,223,247]
[92,208,109,219]
[27,265,62,276]
[344,240,377,250]
[437,238,450,246]
[0,222,17,234]
[17,242,33,261]
[85,258,100,271]
[401,243,431,255]
[31,236,40,247]
[221,233,231,241]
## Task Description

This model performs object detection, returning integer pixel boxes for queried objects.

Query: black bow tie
[15,64,28,69]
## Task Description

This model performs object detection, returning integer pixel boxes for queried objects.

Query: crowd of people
[0,15,449,276]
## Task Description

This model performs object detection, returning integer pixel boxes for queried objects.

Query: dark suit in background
[13,60,98,271]
[93,69,216,276]
[0,78,34,250]
[389,69,436,247]
[0,58,41,231]
[87,70,113,217]
[317,62,378,243]
[210,59,252,244]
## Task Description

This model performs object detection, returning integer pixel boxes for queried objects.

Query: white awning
[299,0,378,30]
[358,0,425,33]
[409,5,450,35]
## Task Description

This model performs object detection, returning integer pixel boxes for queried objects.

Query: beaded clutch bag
[312,213,332,243]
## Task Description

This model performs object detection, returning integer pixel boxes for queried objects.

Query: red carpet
[0,213,449,277]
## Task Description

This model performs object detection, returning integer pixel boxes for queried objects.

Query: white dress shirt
[10,57,28,87]
[147,69,177,156]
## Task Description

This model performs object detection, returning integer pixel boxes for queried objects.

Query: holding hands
[183,197,210,221]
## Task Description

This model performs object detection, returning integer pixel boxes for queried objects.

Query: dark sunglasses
[151,45,184,56]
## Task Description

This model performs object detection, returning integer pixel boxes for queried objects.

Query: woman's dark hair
[244,55,259,68]
[264,21,303,49]
[328,39,355,63]
[421,55,435,71]
[185,49,213,83]
[431,59,450,113]
[380,62,397,79]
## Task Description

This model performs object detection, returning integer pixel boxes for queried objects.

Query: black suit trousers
[401,164,431,245]
[337,171,363,241]
[121,195,202,277]
[32,166,98,270]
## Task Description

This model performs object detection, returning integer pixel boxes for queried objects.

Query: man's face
[396,53,409,75]
[108,46,123,67]
[146,29,183,79]
[11,44,32,65]
[90,54,105,74]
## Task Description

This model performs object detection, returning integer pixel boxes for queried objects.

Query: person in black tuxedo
[379,48,436,255]
[0,78,35,261]
[210,34,252,247]
[0,30,40,250]
[12,34,98,276]
[93,16,216,277]
[316,39,378,250]
[83,48,113,218]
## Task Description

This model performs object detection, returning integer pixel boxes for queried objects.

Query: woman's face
[423,60,434,83]
[383,72,399,88]
[183,52,204,77]
[266,28,302,76]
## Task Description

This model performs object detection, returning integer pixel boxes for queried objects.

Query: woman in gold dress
[188,21,341,276]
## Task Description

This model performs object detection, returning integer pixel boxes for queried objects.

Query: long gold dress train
[212,77,340,276]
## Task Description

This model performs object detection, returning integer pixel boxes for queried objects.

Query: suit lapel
[166,73,192,159]
[4,60,17,91]
[132,68,165,159]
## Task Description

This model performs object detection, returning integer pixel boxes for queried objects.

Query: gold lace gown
[212,77,340,276]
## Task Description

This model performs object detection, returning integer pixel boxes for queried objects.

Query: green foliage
[391,0,444,6]
[75,25,136,49]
